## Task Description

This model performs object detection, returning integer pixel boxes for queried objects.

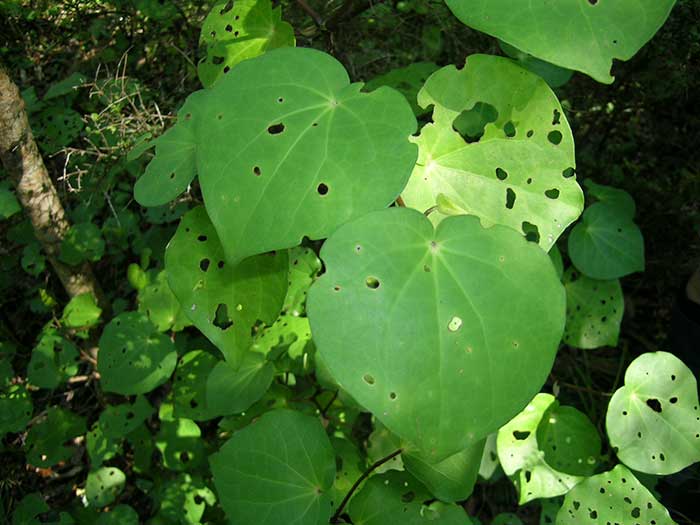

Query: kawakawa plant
[3,0,696,524]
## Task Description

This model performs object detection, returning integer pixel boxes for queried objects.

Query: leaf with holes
[27,328,79,389]
[25,407,85,468]
[536,403,602,477]
[252,315,313,370]
[95,505,139,525]
[444,0,676,83]
[328,437,365,510]
[155,403,207,472]
[165,207,288,365]
[568,202,644,280]
[172,350,220,420]
[478,433,500,480]
[86,423,121,467]
[0,385,33,436]
[308,207,565,461]
[348,471,473,525]
[146,47,417,265]
[364,62,440,116]
[206,352,275,416]
[606,351,700,475]
[556,465,676,525]
[563,268,624,349]
[402,55,582,251]
[86,467,126,508]
[497,394,586,504]
[98,396,153,440]
[403,439,485,502]
[283,246,322,316]
[198,0,295,88]
[138,270,190,332]
[152,473,217,525]
[210,409,336,525]
[98,312,177,395]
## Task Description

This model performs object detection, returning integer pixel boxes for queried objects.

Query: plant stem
[330,448,402,523]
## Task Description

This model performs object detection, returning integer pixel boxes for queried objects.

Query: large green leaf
[155,404,207,472]
[0,385,33,436]
[606,351,700,475]
[27,328,79,389]
[348,471,472,525]
[98,396,154,439]
[497,394,584,504]
[61,293,102,329]
[25,407,86,468]
[567,202,644,280]
[98,312,177,395]
[172,350,220,420]
[563,268,624,349]
[138,47,418,265]
[443,0,676,83]
[403,440,484,502]
[165,207,288,365]
[403,55,582,251]
[308,207,565,461]
[556,465,676,525]
[198,0,295,88]
[137,270,190,332]
[206,351,275,416]
[210,409,336,525]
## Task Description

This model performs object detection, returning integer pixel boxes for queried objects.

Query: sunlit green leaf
[172,350,220,420]
[207,351,275,416]
[86,467,126,508]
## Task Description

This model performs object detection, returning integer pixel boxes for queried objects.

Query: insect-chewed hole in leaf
[223,66,231,74]
[362,373,375,385]
[505,188,516,209]
[200,258,210,272]
[217,260,225,269]
[267,123,285,135]
[547,130,563,145]
[646,398,662,413]
[524,470,532,482]
[562,167,576,178]
[220,0,233,14]
[670,396,678,404]
[190,399,198,408]
[527,129,534,137]
[496,167,508,180]
[451,102,498,142]
[212,56,225,65]
[513,430,530,440]
[225,24,233,32]
[169,172,175,179]
[197,234,207,242]
[522,221,540,243]
[552,109,562,126]
[333,285,341,292]
[401,491,415,503]
[180,451,190,463]
[317,183,329,195]
[365,276,380,289]
[423,264,431,272]
[389,392,397,400]
[277,97,284,103]
[448,316,463,332]
[213,303,234,331]
[545,188,560,199]
[588,0,598,4]
[355,244,362,253]
[504,121,516,138]
[253,166,261,176]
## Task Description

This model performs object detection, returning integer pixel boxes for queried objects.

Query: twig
[295,0,323,26]
[330,448,403,522]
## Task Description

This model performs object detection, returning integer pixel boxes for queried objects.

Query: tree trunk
[0,64,106,306]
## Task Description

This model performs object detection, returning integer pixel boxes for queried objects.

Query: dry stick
[0,64,106,307]
[330,448,403,523]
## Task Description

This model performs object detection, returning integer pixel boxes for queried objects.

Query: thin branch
[330,448,403,522]
[295,0,324,26]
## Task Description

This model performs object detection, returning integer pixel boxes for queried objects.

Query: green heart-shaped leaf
[155,404,207,472]
[308,207,565,461]
[443,0,676,83]
[563,268,624,349]
[606,351,700,475]
[210,409,336,525]
[172,350,221,421]
[98,312,177,395]
[138,47,418,265]
[206,352,275,416]
[568,202,644,280]
[98,396,154,440]
[27,328,79,389]
[497,394,584,504]
[403,55,582,251]
[198,0,295,88]
[165,207,288,365]
[556,465,676,525]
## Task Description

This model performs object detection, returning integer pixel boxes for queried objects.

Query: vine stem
[330,448,403,523]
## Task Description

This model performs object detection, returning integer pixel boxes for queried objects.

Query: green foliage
[210,409,336,525]
[606,352,700,475]
[206,351,275,416]
[86,467,126,507]
[556,465,676,525]
[61,293,102,329]
[444,0,677,83]
[27,328,79,388]
[402,55,582,251]
[59,222,105,265]
[25,407,85,467]
[198,0,296,88]
[308,208,565,461]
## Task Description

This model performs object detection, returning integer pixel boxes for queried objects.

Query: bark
[0,64,105,306]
